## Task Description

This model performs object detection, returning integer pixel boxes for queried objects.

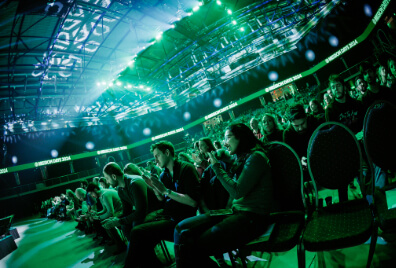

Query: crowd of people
[40,59,396,267]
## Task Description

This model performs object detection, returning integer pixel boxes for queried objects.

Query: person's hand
[151,177,167,195]
[301,156,307,168]
[102,217,120,229]
[208,151,219,165]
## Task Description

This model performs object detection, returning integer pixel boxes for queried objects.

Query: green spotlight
[217,1,221,5]
[193,6,199,12]
[232,20,237,25]
[227,9,232,15]
[240,27,245,31]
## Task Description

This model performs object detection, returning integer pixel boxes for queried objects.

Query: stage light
[232,20,237,25]
[86,141,95,150]
[170,24,175,28]
[305,50,315,61]
[12,156,18,164]
[183,112,191,121]
[41,122,47,125]
[109,82,113,87]
[193,6,199,12]
[187,12,192,16]
[227,9,232,15]
[51,150,58,158]
[127,84,132,89]
[199,2,203,6]
[116,81,122,86]
[156,32,163,39]
[143,128,151,136]
[128,60,135,65]
[139,85,144,89]
[217,1,221,6]
[102,82,106,85]
[214,98,222,108]
[239,27,244,31]
[97,82,101,86]
[268,71,279,81]
[146,87,151,91]
[329,36,339,47]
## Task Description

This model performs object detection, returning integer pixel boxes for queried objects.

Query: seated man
[86,183,125,252]
[125,140,200,268]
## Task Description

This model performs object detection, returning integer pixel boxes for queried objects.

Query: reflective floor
[1,216,396,268]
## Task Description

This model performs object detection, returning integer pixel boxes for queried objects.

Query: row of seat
[229,100,396,268]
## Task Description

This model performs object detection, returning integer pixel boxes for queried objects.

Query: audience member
[174,123,275,268]
[260,113,284,143]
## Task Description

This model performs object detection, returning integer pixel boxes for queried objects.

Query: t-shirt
[98,189,123,220]
[161,160,200,222]
[325,97,364,133]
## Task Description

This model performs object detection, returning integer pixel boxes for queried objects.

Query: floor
[1,216,396,268]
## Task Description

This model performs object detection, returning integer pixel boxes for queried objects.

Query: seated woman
[308,99,325,119]
[174,123,275,268]
[260,113,283,143]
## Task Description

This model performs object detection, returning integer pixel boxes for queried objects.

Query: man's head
[359,61,376,85]
[388,58,396,78]
[103,162,124,188]
[150,141,175,169]
[80,180,88,190]
[355,75,367,95]
[75,188,86,201]
[287,104,308,135]
[328,74,346,101]
[123,163,141,176]
[250,118,259,131]
[198,137,216,157]
[86,183,101,199]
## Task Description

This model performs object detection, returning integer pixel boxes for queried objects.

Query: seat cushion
[303,199,373,251]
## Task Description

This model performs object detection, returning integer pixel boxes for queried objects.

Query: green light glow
[0,0,391,175]
[227,9,232,15]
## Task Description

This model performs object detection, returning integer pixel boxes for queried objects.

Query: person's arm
[210,151,269,199]
[119,180,148,225]
[151,165,199,208]
[99,193,115,220]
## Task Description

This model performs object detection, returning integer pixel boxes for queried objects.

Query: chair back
[0,215,14,236]
[363,100,396,173]
[266,141,305,212]
[307,122,364,202]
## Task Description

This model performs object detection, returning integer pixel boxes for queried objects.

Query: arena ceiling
[1,0,343,135]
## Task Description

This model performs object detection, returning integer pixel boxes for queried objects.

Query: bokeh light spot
[183,112,191,121]
[268,71,278,82]
[86,142,95,150]
[12,156,18,164]
[329,36,339,47]
[213,98,222,108]
[364,4,372,17]
[143,128,151,136]
[51,150,59,158]
[305,50,315,61]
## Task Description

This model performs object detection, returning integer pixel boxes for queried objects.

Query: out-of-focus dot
[143,128,151,136]
[268,71,278,81]
[51,150,58,158]
[329,36,339,47]
[86,141,95,150]
[213,98,222,108]
[364,4,372,17]
[305,50,315,61]
[12,156,18,164]
[183,112,191,121]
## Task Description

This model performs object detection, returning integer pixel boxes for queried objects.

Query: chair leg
[366,226,378,268]
[160,240,172,264]
[297,242,305,268]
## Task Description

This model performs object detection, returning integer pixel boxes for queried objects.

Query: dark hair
[150,140,175,157]
[213,141,222,148]
[226,123,265,155]
[123,163,141,176]
[308,99,324,114]
[80,180,88,187]
[261,113,283,134]
[359,61,373,74]
[178,152,194,164]
[86,183,100,193]
[286,103,306,121]
[103,162,123,177]
[199,137,216,152]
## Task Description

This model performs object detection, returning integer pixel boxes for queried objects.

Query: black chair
[363,100,396,233]
[302,122,377,268]
[230,141,306,268]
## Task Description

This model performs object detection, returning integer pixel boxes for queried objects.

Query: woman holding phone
[173,123,276,268]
